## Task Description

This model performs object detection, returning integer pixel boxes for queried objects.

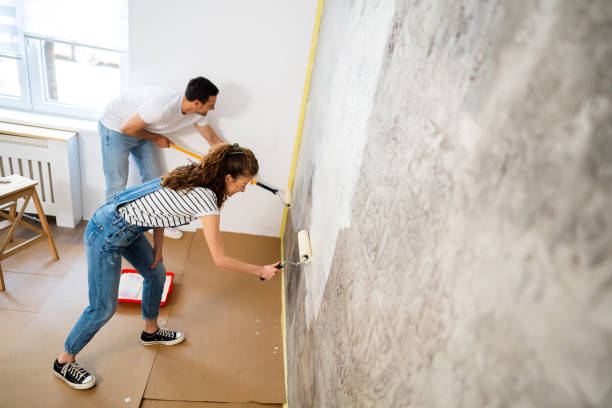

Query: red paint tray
[117,269,175,306]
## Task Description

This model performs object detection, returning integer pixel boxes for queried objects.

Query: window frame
[23,33,126,120]
[0,32,127,120]
[0,49,30,109]
[0,0,30,110]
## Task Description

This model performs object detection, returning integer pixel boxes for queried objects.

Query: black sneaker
[140,328,185,346]
[52,359,96,390]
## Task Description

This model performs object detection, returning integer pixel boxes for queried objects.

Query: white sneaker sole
[53,370,96,390]
[146,229,183,239]
[140,335,185,346]
[163,231,183,239]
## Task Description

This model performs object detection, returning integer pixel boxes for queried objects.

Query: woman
[53,143,280,390]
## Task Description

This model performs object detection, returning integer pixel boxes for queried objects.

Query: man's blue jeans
[99,121,162,201]
[62,201,166,356]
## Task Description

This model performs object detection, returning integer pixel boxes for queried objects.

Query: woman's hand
[150,247,164,269]
[259,262,281,280]
[150,228,164,269]
[201,216,280,278]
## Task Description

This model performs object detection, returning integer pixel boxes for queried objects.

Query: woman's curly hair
[161,143,258,208]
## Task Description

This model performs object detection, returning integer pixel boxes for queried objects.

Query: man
[98,76,222,239]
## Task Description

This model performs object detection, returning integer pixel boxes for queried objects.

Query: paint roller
[170,144,292,207]
[261,230,311,281]
[248,180,292,208]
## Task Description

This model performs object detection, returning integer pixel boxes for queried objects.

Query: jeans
[99,121,162,201]
[63,201,165,355]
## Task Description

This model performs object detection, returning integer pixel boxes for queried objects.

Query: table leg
[8,202,16,221]
[7,203,16,243]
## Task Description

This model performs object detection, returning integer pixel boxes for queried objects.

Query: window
[0,1,27,104]
[0,0,127,119]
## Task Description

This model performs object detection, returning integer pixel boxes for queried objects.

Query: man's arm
[195,124,223,146]
[120,113,171,148]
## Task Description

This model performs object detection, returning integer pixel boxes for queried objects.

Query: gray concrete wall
[284,0,612,407]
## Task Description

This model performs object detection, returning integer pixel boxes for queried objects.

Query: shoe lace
[61,361,89,382]
[157,328,175,339]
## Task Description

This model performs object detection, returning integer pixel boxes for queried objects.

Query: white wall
[128,0,317,237]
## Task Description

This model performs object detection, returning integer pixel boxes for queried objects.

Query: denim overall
[64,178,166,355]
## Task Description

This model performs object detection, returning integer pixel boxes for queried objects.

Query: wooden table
[0,174,59,291]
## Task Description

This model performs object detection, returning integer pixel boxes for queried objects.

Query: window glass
[0,2,23,99]
[0,2,21,55]
[0,56,20,97]
[37,39,121,111]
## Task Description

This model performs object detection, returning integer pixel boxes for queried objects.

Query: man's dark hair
[185,77,219,103]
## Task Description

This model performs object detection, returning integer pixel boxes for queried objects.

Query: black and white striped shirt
[117,187,219,227]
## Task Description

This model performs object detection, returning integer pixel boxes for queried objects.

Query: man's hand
[154,134,172,148]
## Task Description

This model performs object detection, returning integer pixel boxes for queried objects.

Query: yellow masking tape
[281,1,325,407]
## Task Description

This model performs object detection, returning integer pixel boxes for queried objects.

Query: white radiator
[0,122,82,228]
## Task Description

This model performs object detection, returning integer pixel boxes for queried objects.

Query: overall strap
[113,177,164,208]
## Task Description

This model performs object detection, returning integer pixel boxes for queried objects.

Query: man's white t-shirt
[99,87,209,134]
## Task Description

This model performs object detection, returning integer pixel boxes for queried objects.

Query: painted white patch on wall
[303,0,395,327]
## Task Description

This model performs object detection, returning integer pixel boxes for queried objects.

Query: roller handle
[254,181,279,194]
[260,263,284,281]
[170,144,203,160]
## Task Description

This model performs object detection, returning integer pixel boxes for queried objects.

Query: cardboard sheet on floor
[0,232,196,408]
[144,231,285,403]
[0,271,63,312]
[0,240,82,312]
[1,238,84,277]
[0,309,37,360]
[141,399,282,408]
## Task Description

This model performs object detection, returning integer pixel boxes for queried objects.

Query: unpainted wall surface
[284,0,612,407]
